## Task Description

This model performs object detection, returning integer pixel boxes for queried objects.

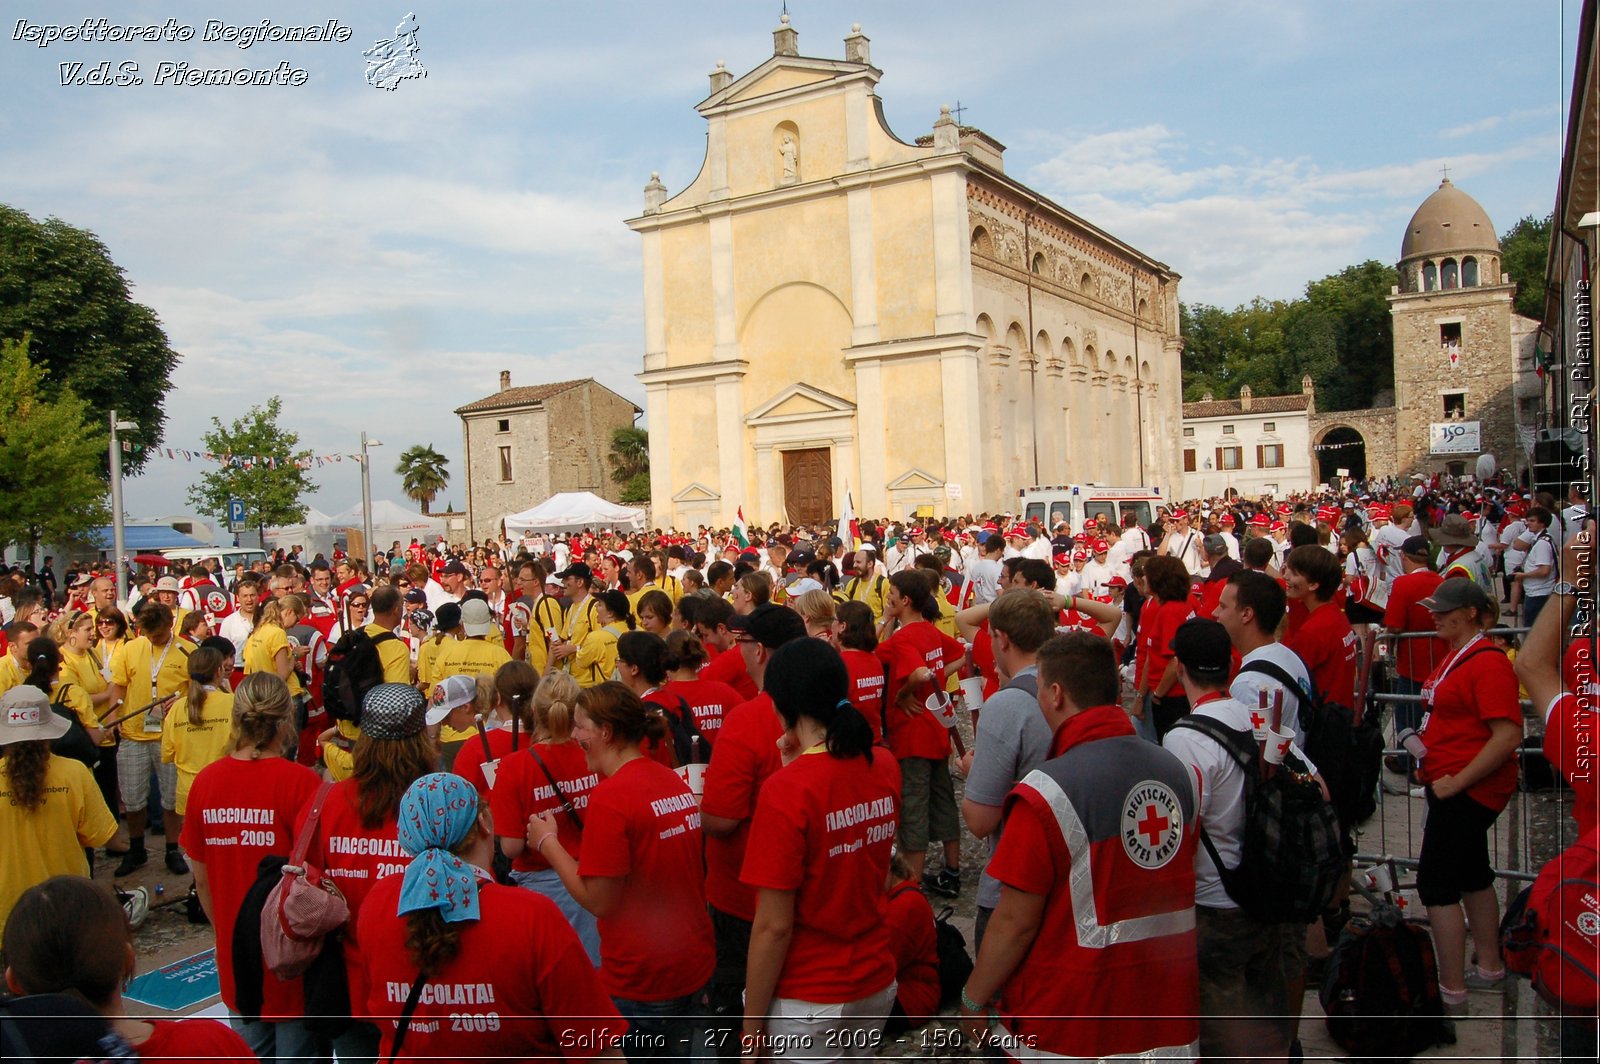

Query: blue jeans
[1391,675,1424,771]
[1523,594,1551,629]
[511,866,601,966]
[229,1013,325,1063]
[613,989,710,1063]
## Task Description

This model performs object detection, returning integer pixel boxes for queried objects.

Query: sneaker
[165,849,189,876]
[1464,965,1506,989]
[114,848,148,877]
[923,869,961,898]
[119,886,150,930]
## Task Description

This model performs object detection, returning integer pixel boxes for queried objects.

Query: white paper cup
[1247,706,1271,742]
[677,762,706,797]
[481,759,499,791]
[958,676,986,709]
[1358,864,1393,894]
[925,692,958,729]
[1264,726,1293,766]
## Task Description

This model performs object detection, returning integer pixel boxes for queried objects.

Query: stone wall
[464,406,551,543]
[545,384,638,503]
[1308,408,1398,481]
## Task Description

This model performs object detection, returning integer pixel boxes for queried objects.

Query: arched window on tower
[1031,252,1045,275]
[1462,256,1479,287]
[1441,258,1459,289]
[971,226,993,258]
[1423,261,1438,291]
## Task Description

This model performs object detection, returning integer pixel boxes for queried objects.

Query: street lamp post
[360,433,383,570]
[109,410,138,606]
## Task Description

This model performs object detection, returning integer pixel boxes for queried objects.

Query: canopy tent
[327,499,447,551]
[263,507,340,558]
[89,524,210,552]
[503,492,646,536]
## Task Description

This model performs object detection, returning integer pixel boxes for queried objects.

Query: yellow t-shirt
[522,596,565,674]
[161,688,235,815]
[109,636,191,742]
[0,654,24,695]
[49,681,97,732]
[434,637,511,742]
[838,574,887,619]
[416,635,453,691]
[573,623,625,688]
[61,648,109,700]
[0,755,116,937]
[364,624,412,684]
[244,623,303,697]
[559,596,600,651]
[322,718,361,782]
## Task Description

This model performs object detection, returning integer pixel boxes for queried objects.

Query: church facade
[627,18,1183,530]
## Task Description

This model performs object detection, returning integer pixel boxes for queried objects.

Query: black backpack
[933,904,974,1009]
[46,685,100,770]
[1237,658,1384,830]
[321,629,398,726]
[1321,883,1453,1058]
[666,696,712,768]
[1172,715,1345,924]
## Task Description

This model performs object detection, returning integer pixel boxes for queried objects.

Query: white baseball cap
[426,675,479,726]
[0,687,70,746]
[460,599,494,637]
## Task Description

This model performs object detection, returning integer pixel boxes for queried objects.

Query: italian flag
[732,506,750,548]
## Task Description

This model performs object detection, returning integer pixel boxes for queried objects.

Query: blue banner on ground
[124,949,219,1012]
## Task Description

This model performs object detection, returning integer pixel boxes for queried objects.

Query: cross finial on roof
[1439,163,1451,182]
[952,100,967,125]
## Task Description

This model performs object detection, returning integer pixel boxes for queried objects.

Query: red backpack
[1502,825,1600,1015]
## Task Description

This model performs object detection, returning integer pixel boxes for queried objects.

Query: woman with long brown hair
[0,685,117,939]
[356,773,625,1060]
[297,683,438,1064]
[160,646,233,818]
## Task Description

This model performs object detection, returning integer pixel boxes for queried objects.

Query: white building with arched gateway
[627,17,1183,528]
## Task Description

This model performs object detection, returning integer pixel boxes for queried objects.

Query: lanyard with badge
[1417,632,1484,736]
[143,639,175,733]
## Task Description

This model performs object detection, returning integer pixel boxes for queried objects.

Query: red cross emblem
[1249,709,1267,731]
[1137,804,1170,848]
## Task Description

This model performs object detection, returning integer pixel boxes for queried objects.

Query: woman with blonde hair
[242,596,306,708]
[180,674,322,1058]
[160,646,233,819]
[730,571,772,615]
[491,669,601,964]
[791,588,839,644]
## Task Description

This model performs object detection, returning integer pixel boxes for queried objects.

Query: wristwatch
[1553,581,1578,597]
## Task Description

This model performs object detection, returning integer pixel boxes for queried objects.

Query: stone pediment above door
[671,482,722,504]
[886,468,945,491]
[746,383,856,427]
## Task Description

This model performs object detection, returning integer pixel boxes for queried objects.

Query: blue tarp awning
[88,525,210,551]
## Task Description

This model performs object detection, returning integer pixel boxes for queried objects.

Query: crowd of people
[0,474,1595,1063]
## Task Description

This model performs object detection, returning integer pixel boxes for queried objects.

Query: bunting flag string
[135,446,361,470]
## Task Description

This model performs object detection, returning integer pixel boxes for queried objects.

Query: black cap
[1400,535,1431,560]
[556,562,593,582]
[442,559,469,576]
[726,603,807,649]
[1170,618,1232,680]
[434,601,462,632]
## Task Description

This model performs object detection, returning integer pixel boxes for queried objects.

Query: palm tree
[608,427,650,504]
[396,444,449,514]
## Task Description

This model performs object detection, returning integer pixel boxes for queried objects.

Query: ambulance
[1014,484,1164,532]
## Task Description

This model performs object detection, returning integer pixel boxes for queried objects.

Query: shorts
[1417,788,1500,907]
[1195,905,1307,1059]
[897,756,958,853]
[765,983,895,1064]
[117,738,176,814]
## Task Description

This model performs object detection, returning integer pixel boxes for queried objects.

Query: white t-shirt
[1229,643,1315,757]
[968,557,1004,605]
[1521,533,1557,597]
[1499,518,1529,575]
[1370,522,1410,583]
[218,611,255,667]
[1163,530,1204,575]
[1022,537,1054,562]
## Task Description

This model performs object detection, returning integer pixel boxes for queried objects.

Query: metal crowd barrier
[1353,626,1578,890]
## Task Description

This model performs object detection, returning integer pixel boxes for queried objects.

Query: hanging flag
[732,506,749,548]
[838,488,861,551]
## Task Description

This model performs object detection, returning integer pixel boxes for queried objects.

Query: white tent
[503,492,646,536]
[327,499,447,549]
[264,507,338,557]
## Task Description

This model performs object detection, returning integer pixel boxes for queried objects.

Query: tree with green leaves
[395,444,449,514]
[1500,213,1552,320]
[0,204,180,473]
[608,426,650,504]
[186,397,317,547]
[0,335,111,563]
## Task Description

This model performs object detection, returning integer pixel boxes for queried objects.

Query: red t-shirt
[358,876,626,1060]
[137,1018,256,1063]
[1137,599,1190,693]
[641,688,688,768]
[700,645,759,702]
[1383,570,1447,683]
[1544,691,1598,835]
[841,648,888,742]
[489,741,598,873]
[970,622,1000,700]
[453,724,520,795]
[876,621,965,761]
[179,755,321,1016]
[659,677,743,746]
[1562,637,1597,701]
[740,750,901,1002]
[1285,600,1358,708]
[1418,639,1522,811]
[699,693,783,920]
[298,780,407,1019]
[884,884,940,1023]
[577,757,716,1001]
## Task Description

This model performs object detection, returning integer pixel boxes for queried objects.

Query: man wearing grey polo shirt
[957,587,1056,948]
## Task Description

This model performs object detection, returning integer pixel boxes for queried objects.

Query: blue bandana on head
[396,772,482,924]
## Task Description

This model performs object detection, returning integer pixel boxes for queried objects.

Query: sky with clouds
[0,0,1585,529]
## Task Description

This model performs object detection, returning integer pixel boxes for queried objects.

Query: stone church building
[628,17,1183,529]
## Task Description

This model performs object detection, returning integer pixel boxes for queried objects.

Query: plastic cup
[1264,726,1293,766]
[958,676,986,709]
[678,762,706,798]
[1358,864,1393,894]
[480,759,499,790]
[925,691,958,729]
[1397,727,1427,760]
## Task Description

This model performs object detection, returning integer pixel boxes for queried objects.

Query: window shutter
[1256,445,1264,468]
[1215,447,1222,469]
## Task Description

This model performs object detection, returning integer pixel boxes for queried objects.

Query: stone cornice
[638,360,750,387]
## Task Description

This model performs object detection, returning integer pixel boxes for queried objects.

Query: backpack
[321,628,398,725]
[1501,825,1600,1014]
[933,904,974,1010]
[47,685,99,770]
[667,696,712,768]
[1321,884,1453,1058]
[1237,658,1383,830]
[1172,715,1345,924]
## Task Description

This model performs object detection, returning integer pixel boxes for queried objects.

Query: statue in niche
[779,134,799,184]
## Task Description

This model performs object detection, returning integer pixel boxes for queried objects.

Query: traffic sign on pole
[227,499,247,532]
